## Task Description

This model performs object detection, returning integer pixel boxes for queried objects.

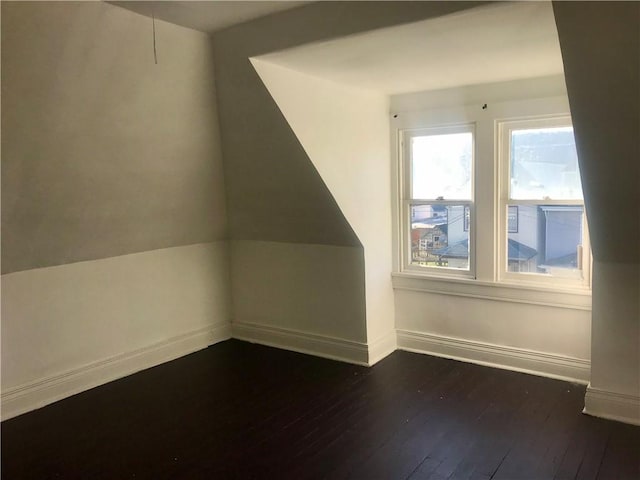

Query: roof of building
[507,239,538,261]
[434,238,538,261]
[433,240,469,258]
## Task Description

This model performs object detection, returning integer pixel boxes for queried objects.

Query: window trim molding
[390,95,592,299]
[496,115,592,289]
[397,121,476,279]
[391,272,591,310]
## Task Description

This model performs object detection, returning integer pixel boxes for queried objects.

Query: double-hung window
[394,99,590,294]
[498,116,590,287]
[401,124,474,276]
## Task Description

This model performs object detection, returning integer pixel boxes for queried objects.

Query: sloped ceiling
[127,1,563,95]
[257,2,564,94]
[109,1,308,33]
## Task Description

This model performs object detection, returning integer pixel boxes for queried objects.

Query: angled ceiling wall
[211,1,488,246]
[553,1,639,264]
[250,58,394,343]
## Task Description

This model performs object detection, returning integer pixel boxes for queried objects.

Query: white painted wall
[395,288,590,380]
[250,59,395,347]
[1,243,232,419]
[585,261,640,423]
[390,75,568,112]
[396,290,589,357]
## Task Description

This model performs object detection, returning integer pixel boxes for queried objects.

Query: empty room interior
[1,1,639,478]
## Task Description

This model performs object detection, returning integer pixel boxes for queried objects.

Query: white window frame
[496,115,591,290]
[391,96,592,306]
[399,123,476,279]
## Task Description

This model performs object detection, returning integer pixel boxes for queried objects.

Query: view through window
[503,122,587,279]
[399,110,590,288]
[408,128,473,271]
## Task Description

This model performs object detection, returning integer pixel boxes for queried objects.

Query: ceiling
[255,2,565,95]
[110,1,565,95]
[109,1,308,34]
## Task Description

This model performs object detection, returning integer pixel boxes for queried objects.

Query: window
[498,117,590,286]
[394,100,591,293]
[401,125,474,275]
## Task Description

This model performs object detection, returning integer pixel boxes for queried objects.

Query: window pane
[510,127,583,200]
[411,204,469,270]
[506,204,584,277]
[411,132,472,200]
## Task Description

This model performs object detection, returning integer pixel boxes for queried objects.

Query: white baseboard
[1,322,231,421]
[368,330,397,365]
[396,329,590,384]
[232,321,371,366]
[583,384,640,426]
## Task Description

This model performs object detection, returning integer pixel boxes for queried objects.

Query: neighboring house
[411,204,469,266]
[411,224,448,265]
[432,239,469,269]
[412,204,556,271]
[507,205,582,273]
[431,237,538,271]
[538,206,583,269]
[431,204,582,273]
[506,239,538,273]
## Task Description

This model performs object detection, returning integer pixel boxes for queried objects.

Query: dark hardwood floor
[2,340,639,479]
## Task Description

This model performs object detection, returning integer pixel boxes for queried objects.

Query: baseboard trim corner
[231,321,370,366]
[583,384,640,426]
[367,330,397,366]
[396,329,590,385]
[1,322,231,421]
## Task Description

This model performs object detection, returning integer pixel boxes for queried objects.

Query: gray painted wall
[1,1,227,273]
[553,1,639,264]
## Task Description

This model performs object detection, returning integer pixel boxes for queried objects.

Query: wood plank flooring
[2,340,639,479]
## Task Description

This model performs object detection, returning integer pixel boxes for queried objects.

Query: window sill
[391,272,591,310]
